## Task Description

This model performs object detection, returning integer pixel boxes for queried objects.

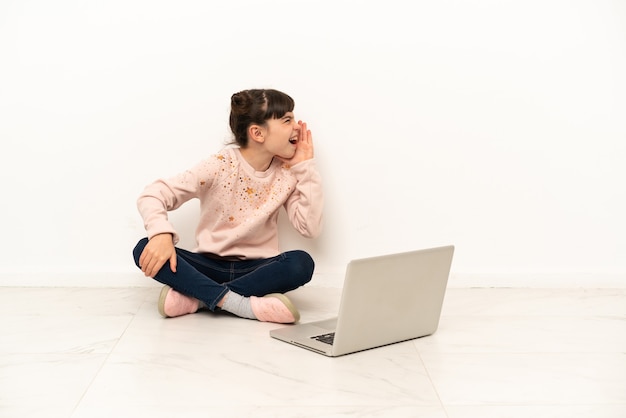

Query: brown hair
[229,89,295,147]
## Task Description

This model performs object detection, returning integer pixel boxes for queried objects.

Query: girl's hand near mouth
[278,121,314,166]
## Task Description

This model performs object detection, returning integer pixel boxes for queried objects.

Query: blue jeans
[132,238,314,311]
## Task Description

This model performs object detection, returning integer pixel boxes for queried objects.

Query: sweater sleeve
[136,167,202,244]
[283,158,324,238]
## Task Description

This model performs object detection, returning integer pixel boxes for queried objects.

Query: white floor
[1,285,624,418]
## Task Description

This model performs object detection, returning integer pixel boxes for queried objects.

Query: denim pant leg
[133,238,315,310]
[132,238,229,310]
[224,250,315,297]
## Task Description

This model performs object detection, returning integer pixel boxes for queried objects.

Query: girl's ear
[248,124,265,144]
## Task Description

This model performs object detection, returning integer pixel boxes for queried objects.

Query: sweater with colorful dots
[137,147,324,260]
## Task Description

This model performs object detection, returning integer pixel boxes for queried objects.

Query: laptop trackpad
[309,317,338,331]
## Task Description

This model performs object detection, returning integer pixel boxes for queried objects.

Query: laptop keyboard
[311,332,335,345]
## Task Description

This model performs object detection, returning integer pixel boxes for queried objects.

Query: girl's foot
[158,285,200,318]
[250,294,300,324]
[220,291,300,323]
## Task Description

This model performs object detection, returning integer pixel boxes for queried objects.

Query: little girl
[132,89,323,323]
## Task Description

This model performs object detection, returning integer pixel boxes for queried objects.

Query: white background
[1,0,624,287]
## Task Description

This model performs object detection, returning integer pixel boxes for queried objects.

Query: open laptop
[270,245,455,357]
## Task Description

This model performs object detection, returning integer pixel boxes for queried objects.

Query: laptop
[270,245,455,357]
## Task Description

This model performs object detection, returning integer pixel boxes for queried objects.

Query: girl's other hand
[138,233,177,277]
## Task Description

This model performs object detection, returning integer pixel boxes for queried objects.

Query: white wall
[1,0,624,287]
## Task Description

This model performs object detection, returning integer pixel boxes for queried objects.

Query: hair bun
[231,91,253,115]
